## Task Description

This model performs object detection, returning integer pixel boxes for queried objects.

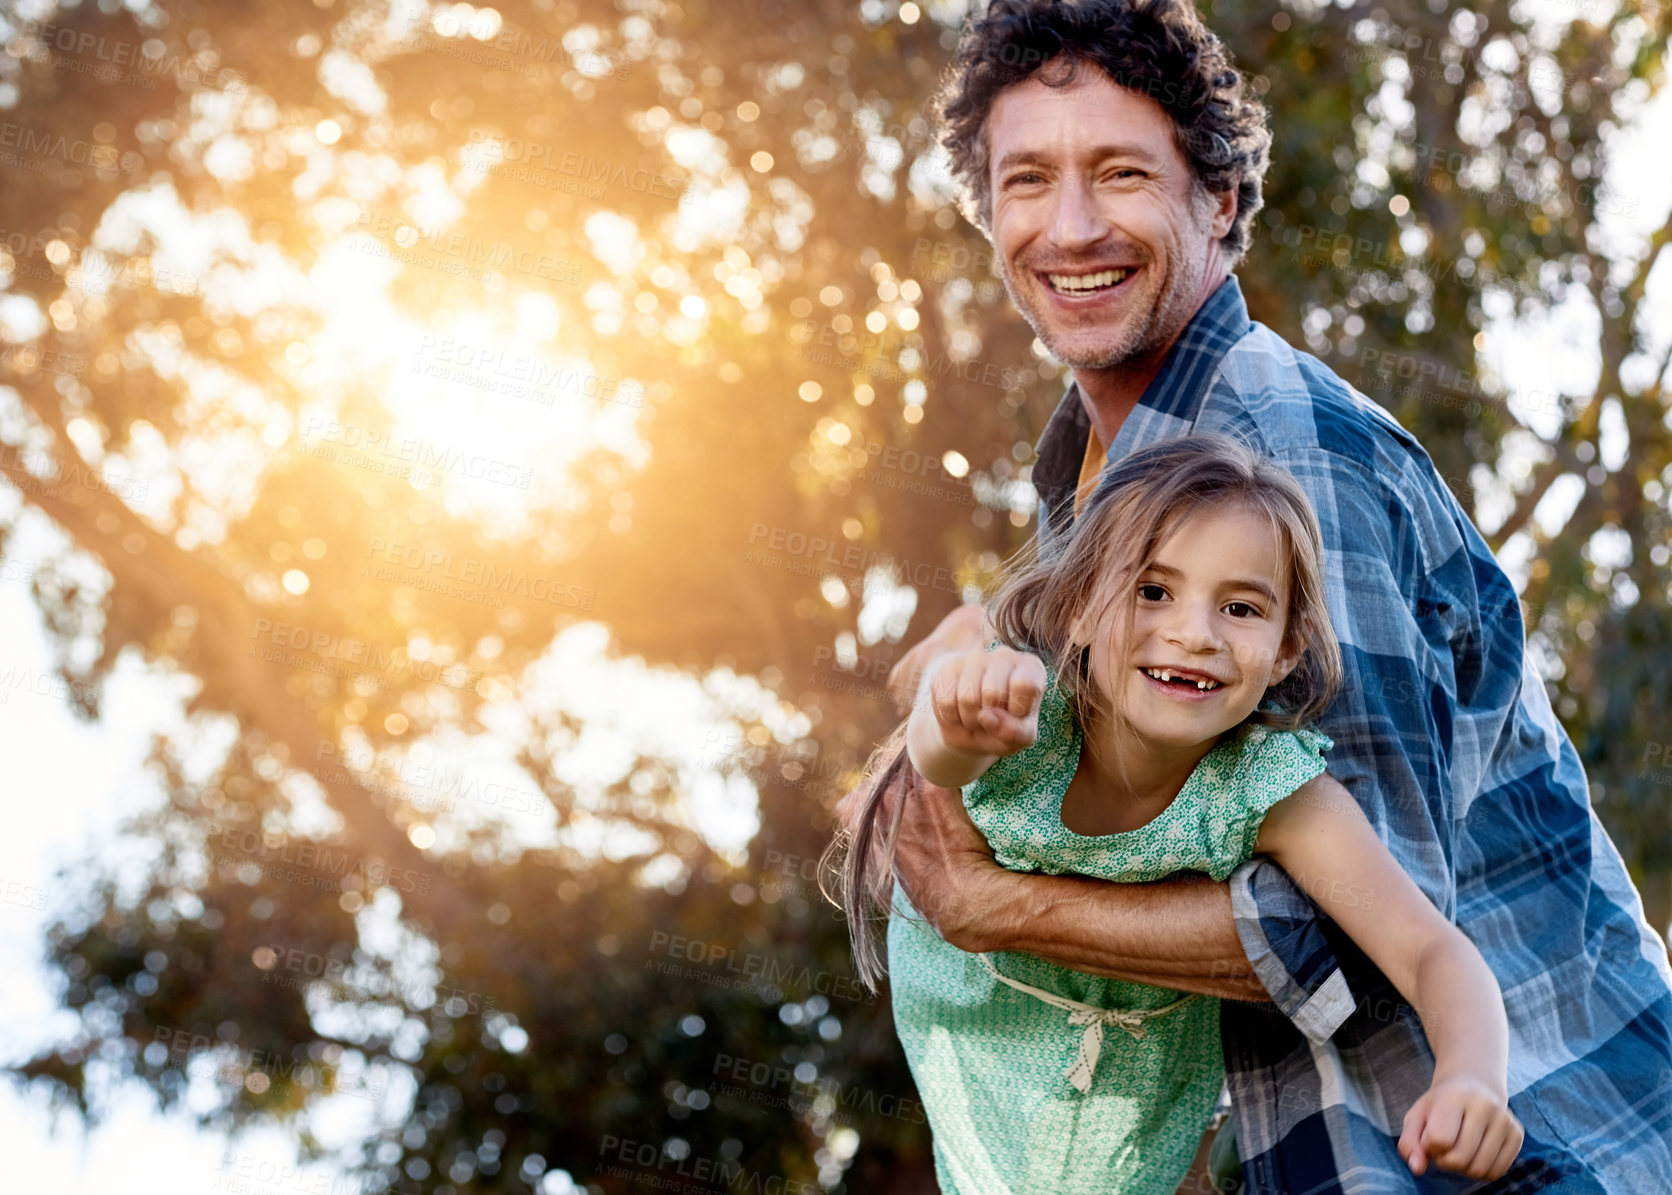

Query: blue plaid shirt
[1031,277,1672,1193]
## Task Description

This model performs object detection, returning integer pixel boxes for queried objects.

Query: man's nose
[1048,176,1109,252]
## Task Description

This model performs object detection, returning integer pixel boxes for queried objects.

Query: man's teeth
[1047,268,1131,292]
[1143,667,1221,690]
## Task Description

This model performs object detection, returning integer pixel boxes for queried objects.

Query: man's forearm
[965,869,1273,1002]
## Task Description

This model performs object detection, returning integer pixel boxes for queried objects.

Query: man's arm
[880,770,1272,1002]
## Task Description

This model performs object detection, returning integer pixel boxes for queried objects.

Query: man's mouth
[1044,268,1134,296]
[1139,666,1223,692]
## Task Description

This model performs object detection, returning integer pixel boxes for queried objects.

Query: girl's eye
[1137,583,1168,602]
[1225,601,1260,618]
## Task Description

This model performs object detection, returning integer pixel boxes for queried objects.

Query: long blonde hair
[824,432,1343,991]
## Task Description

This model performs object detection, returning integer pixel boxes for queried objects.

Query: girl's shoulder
[1237,720,1333,757]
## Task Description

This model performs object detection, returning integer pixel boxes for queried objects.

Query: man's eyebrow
[993,144,1162,175]
[1141,562,1280,603]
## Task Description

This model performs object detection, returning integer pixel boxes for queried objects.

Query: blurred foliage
[0,0,1667,1191]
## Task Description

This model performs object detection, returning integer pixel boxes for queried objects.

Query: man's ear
[1209,179,1238,241]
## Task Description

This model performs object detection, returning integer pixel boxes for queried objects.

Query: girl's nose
[1164,602,1221,652]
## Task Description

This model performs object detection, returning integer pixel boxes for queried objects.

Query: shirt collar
[1032,275,1254,533]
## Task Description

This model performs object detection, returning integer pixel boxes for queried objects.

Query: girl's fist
[922,647,1046,758]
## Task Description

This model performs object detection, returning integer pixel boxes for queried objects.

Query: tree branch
[1,365,478,946]
[1487,437,1589,550]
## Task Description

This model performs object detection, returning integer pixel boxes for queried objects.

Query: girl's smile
[1137,665,1225,701]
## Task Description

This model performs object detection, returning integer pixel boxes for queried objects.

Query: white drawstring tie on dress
[976,953,1201,1094]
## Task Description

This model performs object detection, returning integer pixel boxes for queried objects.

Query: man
[855,1,1672,1190]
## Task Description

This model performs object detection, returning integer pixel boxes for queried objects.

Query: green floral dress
[888,665,1332,1195]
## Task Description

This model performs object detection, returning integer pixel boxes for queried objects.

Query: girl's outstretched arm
[1254,774,1524,1181]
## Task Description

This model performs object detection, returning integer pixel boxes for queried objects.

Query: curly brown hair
[938,0,1272,261]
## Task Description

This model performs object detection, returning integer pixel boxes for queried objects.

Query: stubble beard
[1001,245,1205,372]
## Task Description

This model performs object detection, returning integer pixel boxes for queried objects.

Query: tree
[2,0,1665,1191]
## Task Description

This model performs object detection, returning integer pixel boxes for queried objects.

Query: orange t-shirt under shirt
[1074,425,1107,519]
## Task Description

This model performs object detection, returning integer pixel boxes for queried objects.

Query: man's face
[985,64,1235,371]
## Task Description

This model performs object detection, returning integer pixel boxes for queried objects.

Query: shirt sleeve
[1228,857,1360,1042]
[1226,444,1484,1041]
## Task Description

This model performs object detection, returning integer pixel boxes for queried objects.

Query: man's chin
[1013,271,1176,373]
[1041,335,1146,372]
[1029,306,1157,372]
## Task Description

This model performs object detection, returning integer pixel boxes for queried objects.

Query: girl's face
[1086,503,1302,752]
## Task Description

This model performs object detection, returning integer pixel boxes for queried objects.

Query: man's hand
[886,603,993,711]
[831,759,1010,951]
[885,769,1017,952]
[1398,1075,1524,1180]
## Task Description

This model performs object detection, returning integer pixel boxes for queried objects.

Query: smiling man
[855,1,1672,1192]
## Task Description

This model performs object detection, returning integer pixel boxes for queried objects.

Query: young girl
[830,434,1523,1194]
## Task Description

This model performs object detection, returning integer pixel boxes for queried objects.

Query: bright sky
[2,8,1671,1191]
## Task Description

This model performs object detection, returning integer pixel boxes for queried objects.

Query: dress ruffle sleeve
[1199,724,1334,882]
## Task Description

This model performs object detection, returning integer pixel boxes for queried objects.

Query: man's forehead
[986,70,1177,163]
[992,140,1165,173]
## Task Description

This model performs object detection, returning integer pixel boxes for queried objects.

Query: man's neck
[1072,339,1171,450]
[1071,261,1231,448]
